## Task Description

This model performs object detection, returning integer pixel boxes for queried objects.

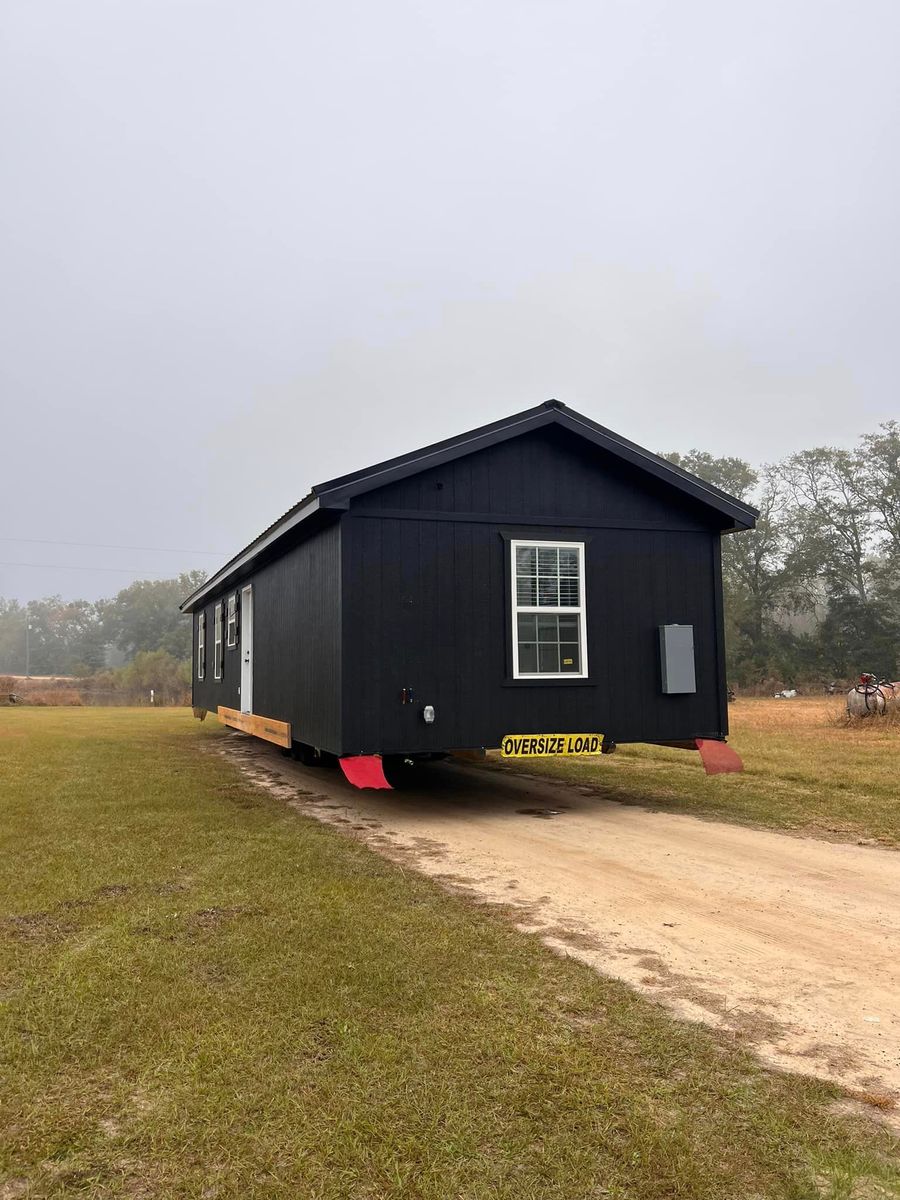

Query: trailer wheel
[291,741,337,768]
[381,755,418,789]
[381,753,445,788]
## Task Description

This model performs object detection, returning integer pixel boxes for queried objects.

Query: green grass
[1,707,898,1199]
[488,697,900,847]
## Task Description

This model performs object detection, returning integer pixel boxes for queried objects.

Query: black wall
[340,427,728,754]
[192,520,342,750]
[349,424,722,527]
[192,596,240,715]
[191,426,731,757]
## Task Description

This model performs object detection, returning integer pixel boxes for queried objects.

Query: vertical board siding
[253,522,342,749]
[192,521,342,751]
[191,600,240,714]
[344,516,723,753]
[351,425,716,527]
[711,533,729,738]
[342,427,727,754]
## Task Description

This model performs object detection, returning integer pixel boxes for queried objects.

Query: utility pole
[25,607,31,679]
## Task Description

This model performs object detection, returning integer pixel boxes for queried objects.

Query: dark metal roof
[181,399,758,612]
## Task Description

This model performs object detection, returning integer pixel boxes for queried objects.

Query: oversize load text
[500,733,603,757]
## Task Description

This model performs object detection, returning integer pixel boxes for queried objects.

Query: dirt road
[217,734,900,1108]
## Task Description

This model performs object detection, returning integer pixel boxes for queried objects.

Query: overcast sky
[2,0,899,603]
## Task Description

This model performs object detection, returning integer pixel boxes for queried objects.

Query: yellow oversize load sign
[500,733,603,758]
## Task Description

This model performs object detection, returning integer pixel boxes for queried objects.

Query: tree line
[0,572,206,677]
[665,421,900,687]
[2,421,898,690]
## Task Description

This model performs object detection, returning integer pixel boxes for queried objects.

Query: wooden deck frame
[217,706,292,748]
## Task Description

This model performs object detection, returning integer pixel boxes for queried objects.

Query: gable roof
[181,399,758,612]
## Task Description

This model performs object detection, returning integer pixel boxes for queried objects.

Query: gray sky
[2,0,898,603]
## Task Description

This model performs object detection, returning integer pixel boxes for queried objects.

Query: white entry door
[240,585,253,714]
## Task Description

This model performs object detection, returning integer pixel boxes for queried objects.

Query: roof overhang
[180,495,331,612]
[181,400,758,613]
[314,400,759,529]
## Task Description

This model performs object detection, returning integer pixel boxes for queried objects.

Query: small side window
[226,594,237,648]
[214,603,223,681]
[197,612,206,681]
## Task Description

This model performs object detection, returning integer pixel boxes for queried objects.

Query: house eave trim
[179,496,322,612]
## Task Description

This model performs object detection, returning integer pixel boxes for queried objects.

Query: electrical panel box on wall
[659,624,696,694]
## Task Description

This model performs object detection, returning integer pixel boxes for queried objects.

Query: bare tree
[774,447,874,603]
[856,421,900,559]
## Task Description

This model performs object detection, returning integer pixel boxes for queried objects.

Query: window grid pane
[559,576,579,606]
[517,614,537,641]
[560,643,580,672]
[516,546,536,575]
[537,547,558,575]
[537,615,557,641]
[538,578,559,606]
[513,542,584,676]
[538,643,560,673]
[516,577,537,606]
[518,642,538,673]
[214,604,223,679]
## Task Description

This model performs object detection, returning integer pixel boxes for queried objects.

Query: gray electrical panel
[659,624,696,694]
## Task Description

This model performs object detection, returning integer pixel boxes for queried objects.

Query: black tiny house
[181,401,757,785]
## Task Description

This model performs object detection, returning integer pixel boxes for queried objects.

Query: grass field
[2,707,899,1199]
[487,697,900,847]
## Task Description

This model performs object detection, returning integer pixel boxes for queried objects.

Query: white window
[226,594,237,648]
[214,602,223,680]
[197,612,206,680]
[511,540,587,679]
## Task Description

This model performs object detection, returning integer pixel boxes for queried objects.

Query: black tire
[291,741,337,768]
[380,753,438,789]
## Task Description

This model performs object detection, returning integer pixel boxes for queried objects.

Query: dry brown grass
[24,689,83,706]
[0,674,186,706]
[835,706,900,730]
[0,676,84,706]
[746,694,895,731]
[489,696,900,847]
[850,1090,899,1113]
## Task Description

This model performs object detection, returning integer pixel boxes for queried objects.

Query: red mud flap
[338,755,393,789]
[695,739,744,775]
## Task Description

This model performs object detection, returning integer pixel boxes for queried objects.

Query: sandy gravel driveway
[217,733,900,1107]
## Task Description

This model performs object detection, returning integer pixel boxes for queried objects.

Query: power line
[0,536,225,556]
[0,561,191,575]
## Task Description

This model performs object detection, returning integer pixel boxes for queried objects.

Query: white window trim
[226,594,237,648]
[197,612,206,681]
[214,602,223,681]
[510,539,588,680]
